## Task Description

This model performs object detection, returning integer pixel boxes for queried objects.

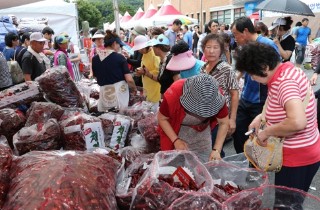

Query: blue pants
[295,45,306,65]
[233,99,264,153]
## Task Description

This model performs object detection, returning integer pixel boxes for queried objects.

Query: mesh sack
[0,137,12,208]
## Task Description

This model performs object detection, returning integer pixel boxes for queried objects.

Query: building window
[191,13,194,18]
[203,12,206,25]
[210,9,231,24]
[234,7,245,19]
[197,13,200,22]
[186,14,188,17]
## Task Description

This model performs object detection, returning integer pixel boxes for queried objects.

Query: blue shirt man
[164,19,182,47]
[182,25,193,49]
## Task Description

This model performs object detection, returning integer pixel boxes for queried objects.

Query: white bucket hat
[132,35,149,51]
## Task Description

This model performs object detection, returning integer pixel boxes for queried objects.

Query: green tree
[76,0,103,27]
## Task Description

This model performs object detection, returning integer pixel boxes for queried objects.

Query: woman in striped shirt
[235,42,320,192]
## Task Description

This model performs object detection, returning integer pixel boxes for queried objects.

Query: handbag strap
[261,86,311,123]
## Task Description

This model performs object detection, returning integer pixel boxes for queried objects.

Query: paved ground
[223,66,320,199]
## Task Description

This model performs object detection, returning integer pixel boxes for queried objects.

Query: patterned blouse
[200,60,239,109]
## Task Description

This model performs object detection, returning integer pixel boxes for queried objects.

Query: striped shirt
[266,62,320,167]
[201,61,239,110]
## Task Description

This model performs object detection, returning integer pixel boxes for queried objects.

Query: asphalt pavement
[223,66,320,199]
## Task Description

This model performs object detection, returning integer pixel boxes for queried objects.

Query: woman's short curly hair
[235,42,280,77]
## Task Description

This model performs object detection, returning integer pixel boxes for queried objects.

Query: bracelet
[172,137,180,145]
[212,148,220,153]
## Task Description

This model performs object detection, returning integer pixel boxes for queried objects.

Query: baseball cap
[55,35,69,44]
[148,34,170,46]
[60,32,71,40]
[268,18,286,31]
[30,32,47,42]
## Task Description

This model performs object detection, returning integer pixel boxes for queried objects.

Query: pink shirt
[266,62,320,167]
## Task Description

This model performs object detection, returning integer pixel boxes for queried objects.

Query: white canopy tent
[0,0,79,45]
[0,0,44,9]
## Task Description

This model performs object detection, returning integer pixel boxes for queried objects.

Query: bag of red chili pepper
[0,108,26,149]
[13,118,61,156]
[204,161,268,203]
[130,151,214,210]
[25,102,64,127]
[0,137,12,208]
[224,185,320,210]
[2,150,120,209]
[168,193,223,210]
[59,112,105,151]
[36,66,85,108]
[116,153,154,210]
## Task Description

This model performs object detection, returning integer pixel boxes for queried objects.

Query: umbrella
[256,0,315,17]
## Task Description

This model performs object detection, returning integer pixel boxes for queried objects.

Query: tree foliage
[73,0,143,29]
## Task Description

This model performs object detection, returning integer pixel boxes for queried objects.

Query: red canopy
[140,4,157,19]
[153,0,182,16]
[120,11,132,23]
[131,7,144,21]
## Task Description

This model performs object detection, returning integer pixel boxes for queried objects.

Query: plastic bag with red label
[0,108,26,149]
[25,102,64,127]
[168,193,223,210]
[205,161,268,203]
[116,153,154,210]
[2,151,120,209]
[59,112,105,151]
[0,136,12,208]
[130,151,214,210]
[13,118,61,155]
[36,66,85,108]
[224,185,320,210]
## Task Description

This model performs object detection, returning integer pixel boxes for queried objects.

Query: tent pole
[113,0,120,35]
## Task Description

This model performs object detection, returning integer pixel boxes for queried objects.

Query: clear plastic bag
[2,151,120,209]
[13,118,61,155]
[59,112,105,151]
[0,108,26,149]
[116,153,154,210]
[137,113,159,143]
[130,151,214,209]
[0,136,12,208]
[222,153,249,168]
[224,185,320,210]
[205,161,268,203]
[168,193,223,210]
[25,102,64,127]
[36,66,85,108]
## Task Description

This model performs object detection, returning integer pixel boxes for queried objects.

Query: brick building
[144,0,252,29]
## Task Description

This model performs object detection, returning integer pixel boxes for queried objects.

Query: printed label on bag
[83,122,105,149]
[110,117,130,150]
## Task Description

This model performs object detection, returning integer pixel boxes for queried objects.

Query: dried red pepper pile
[211,183,243,203]
[0,142,12,208]
[13,119,61,155]
[25,102,64,127]
[0,109,26,149]
[2,151,120,210]
[36,66,85,108]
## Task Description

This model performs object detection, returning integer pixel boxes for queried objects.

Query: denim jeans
[233,99,264,153]
[295,44,306,65]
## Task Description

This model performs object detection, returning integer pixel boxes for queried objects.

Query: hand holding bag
[244,87,311,172]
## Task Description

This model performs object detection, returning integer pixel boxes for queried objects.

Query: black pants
[233,99,264,153]
[275,161,320,192]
